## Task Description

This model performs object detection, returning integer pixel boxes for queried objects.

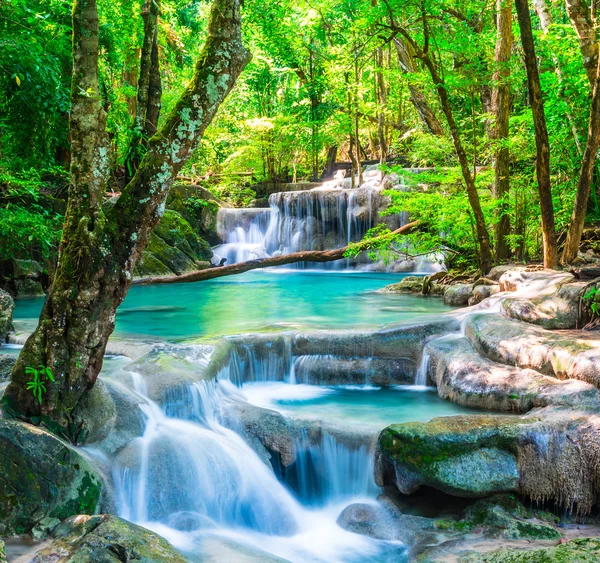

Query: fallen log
[134,220,420,285]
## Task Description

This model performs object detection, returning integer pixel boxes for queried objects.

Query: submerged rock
[31,514,188,562]
[0,420,103,536]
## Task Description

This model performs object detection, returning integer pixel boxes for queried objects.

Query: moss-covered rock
[459,537,600,562]
[0,419,103,536]
[0,353,16,381]
[135,210,213,278]
[31,514,189,562]
[154,209,212,263]
[377,415,533,497]
[455,495,560,541]
[379,276,424,294]
[0,289,14,341]
[69,380,117,445]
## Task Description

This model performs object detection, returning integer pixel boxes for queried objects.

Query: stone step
[425,335,600,413]
[464,313,600,388]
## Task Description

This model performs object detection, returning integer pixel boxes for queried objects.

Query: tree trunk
[3,0,251,441]
[532,0,583,154]
[125,0,161,178]
[375,48,388,161]
[135,221,420,285]
[418,55,494,272]
[393,38,444,136]
[565,0,598,87]
[562,53,600,263]
[491,0,513,260]
[515,0,558,269]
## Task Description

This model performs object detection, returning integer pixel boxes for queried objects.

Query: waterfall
[112,379,301,535]
[212,182,404,270]
[287,430,379,505]
[415,352,430,386]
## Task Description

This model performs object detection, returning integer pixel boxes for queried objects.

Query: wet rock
[377,415,532,498]
[459,537,600,562]
[222,400,297,466]
[487,265,521,282]
[127,347,213,403]
[444,284,474,306]
[0,289,14,341]
[337,499,438,544]
[426,336,600,412]
[465,313,600,387]
[469,285,498,306]
[497,269,573,293]
[457,494,560,540]
[378,276,424,294]
[31,514,188,562]
[0,354,16,381]
[197,536,290,562]
[69,379,117,445]
[0,420,103,536]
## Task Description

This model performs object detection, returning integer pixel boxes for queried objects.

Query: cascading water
[212,177,408,270]
[415,352,430,387]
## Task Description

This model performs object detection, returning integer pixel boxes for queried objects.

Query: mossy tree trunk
[515,0,558,269]
[2,0,251,441]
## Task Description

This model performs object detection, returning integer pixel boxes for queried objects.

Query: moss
[459,537,600,562]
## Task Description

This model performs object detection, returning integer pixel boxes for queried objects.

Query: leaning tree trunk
[532,0,583,154]
[515,0,558,269]
[491,0,514,260]
[565,0,598,88]
[562,53,600,263]
[3,0,251,441]
[393,38,444,136]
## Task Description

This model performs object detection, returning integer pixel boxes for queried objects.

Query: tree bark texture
[491,0,514,260]
[515,0,558,269]
[3,0,251,441]
[393,38,445,136]
[565,0,598,87]
[562,52,600,263]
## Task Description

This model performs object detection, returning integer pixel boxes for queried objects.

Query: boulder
[153,209,212,263]
[444,284,474,306]
[457,494,560,540]
[0,420,103,536]
[378,276,424,294]
[337,499,438,544]
[0,354,16,381]
[31,514,188,562]
[0,289,14,341]
[378,411,600,514]
[460,537,600,562]
[127,347,213,403]
[69,379,117,445]
[469,285,497,306]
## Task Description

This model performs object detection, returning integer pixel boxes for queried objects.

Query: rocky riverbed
[1,267,600,562]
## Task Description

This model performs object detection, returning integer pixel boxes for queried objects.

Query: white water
[109,365,398,562]
[415,352,430,386]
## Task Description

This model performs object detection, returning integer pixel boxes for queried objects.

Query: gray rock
[0,354,16,381]
[69,379,117,445]
[0,290,14,341]
[444,284,474,306]
[0,419,103,536]
[31,514,188,562]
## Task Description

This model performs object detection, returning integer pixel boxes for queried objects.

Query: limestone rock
[459,537,600,562]
[0,289,14,341]
[378,276,424,294]
[31,514,188,563]
[426,336,600,412]
[377,415,528,497]
[0,420,103,536]
[469,285,497,306]
[444,284,474,306]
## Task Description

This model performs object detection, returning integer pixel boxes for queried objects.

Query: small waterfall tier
[213,174,409,269]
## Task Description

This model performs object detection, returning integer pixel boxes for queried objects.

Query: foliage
[583,288,600,318]
[25,365,54,404]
